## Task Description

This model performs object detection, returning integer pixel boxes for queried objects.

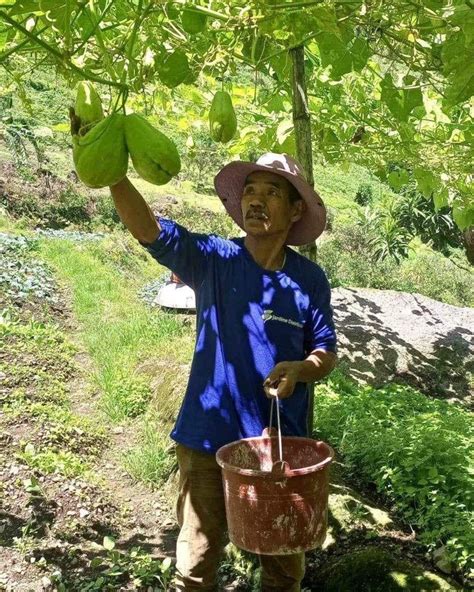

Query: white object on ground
[154,280,196,310]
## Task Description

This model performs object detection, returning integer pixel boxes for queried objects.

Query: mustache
[246,209,269,220]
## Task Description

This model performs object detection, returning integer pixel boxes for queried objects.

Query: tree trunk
[290,46,318,263]
[290,45,317,436]
[463,227,474,265]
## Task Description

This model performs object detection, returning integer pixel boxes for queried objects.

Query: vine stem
[0,25,49,64]
[269,0,357,9]
[0,10,127,90]
[173,4,228,21]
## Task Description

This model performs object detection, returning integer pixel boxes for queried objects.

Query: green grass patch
[122,421,176,487]
[1,312,77,363]
[312,547,458,591]
[37,237,194,422]
[3,382,69,415]
[314,369,473,578]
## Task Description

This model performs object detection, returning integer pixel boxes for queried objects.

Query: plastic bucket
[216,433,334,555]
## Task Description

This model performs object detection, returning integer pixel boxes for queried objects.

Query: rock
[332,288,474,407]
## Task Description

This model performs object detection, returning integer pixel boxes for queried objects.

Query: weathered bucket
[216,432,334,555]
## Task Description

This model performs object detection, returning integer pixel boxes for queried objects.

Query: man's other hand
[263,361,301,399]
[263,350,337,399]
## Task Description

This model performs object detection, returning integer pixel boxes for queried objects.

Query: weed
[122,422,176,487]
[51,536,174,591]
[18,442,90,478]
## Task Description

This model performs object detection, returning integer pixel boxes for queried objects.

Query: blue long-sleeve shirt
[139,217,337,454]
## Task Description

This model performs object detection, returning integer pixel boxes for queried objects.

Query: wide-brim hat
[214,152,327,246]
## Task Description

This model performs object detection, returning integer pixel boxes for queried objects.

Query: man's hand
[264,361,302,399]
[68,106,81,136]
[264,350,337,399]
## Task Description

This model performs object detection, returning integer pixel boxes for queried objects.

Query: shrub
[318,223,399,289]
[396,248,473,307]
[354,182,374,206]
[318,223,473,307]
[315,370,474,579]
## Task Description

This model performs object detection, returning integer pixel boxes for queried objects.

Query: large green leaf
[351,37,370,72]
[452,196,474,231]
[268,51,291,82]
[158,49,191,88]
[441,29,474,107]
[380,74,423,122]
[433,186,449,212]
[314,23,369,80]
[39,0,77,34]
[309,6,341,39]
[388,169,409,191]
[315,33,353,79]
[414,168,439,199]
[441,30,464,77]
[444,63,474,108]
[241,32,271,64]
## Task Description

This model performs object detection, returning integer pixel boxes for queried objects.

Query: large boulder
[332,288,474,408]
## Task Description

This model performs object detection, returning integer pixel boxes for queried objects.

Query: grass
[312,547,457,591]
[122,420,176,487]
[36,236,195,422]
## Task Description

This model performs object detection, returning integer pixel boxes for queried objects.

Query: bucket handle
[266,388,288,474]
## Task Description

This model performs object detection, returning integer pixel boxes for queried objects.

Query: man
[110,152,337,591]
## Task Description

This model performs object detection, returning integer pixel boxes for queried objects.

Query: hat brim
[214,161,326,246]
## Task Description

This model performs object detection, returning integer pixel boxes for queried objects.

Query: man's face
[241,170,304,240]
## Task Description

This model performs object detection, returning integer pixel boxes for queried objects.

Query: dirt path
[0,285,178,591]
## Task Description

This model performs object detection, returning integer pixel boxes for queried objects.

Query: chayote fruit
[73,113,128,188]
[209,91,237,143]
[124,114,181,185]
[75,81,104,134]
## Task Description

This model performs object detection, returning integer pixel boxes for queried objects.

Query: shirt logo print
[262,309,303,328]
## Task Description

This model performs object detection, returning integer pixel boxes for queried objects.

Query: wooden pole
[290,45,317,436]
[291,46,314,185]
[291,46,318,262]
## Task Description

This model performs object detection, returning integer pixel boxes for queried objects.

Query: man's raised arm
[110,176,160,245]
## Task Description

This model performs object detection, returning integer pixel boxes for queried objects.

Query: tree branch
[0,10,127,90]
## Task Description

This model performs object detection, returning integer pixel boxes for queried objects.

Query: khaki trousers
[174,444,305,592]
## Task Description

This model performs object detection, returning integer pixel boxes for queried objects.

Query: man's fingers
[68,106,81,136]
[264,362,298,398]
[276,378,293,399]
[264,363,286,385]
